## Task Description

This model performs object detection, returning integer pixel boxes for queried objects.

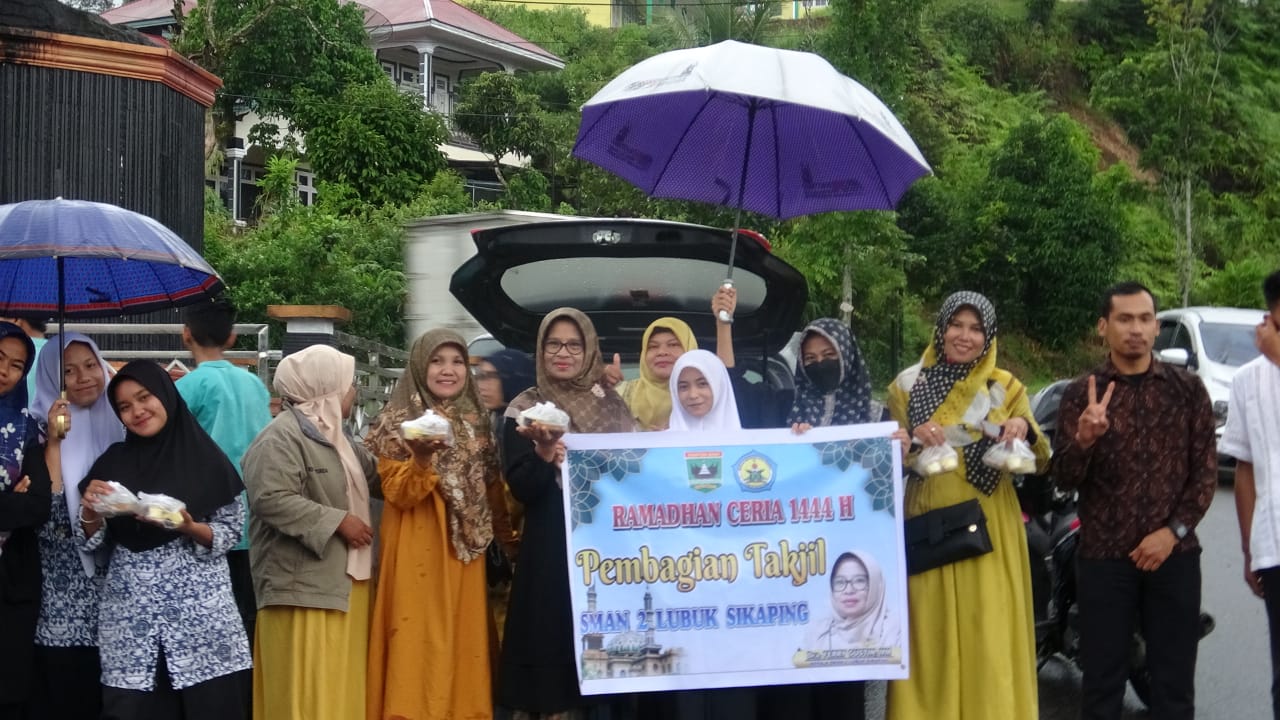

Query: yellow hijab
[622,317,697,431]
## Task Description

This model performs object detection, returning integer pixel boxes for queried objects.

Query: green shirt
[176,359,272,550]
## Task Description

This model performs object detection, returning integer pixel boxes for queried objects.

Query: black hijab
[486,349,535,405]
[80,360,243,553]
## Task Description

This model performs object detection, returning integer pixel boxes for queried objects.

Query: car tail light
[737,228,771,252]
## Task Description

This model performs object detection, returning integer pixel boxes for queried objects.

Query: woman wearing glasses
[806,551,899,652]
[498,309,634,720]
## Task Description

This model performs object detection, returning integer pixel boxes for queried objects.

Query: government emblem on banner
[685,451,723,492]
[734,451,777,492]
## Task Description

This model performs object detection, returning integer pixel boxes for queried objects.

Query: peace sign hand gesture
[1074,375,1115,449]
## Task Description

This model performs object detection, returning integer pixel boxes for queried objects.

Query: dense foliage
[188,0,1280,383]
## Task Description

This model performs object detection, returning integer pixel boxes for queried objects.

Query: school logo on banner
[734,451,777,492]
[685,451,723,492]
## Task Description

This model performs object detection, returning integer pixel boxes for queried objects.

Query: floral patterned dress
[36,492,105,646]
[80,497,252,690]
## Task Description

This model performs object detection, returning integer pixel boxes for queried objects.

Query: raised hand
[1074,375,1115,449]
[47,397,71,442]
[601,353,624,388]
[712,286,737,324]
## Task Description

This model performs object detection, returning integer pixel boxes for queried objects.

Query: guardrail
[63,323,277,382]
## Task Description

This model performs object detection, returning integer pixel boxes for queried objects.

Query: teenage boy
[1223,269,1280,719]
[175,299,271,642]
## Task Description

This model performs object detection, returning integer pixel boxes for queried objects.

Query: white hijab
[666,350,741,433]
[272,345,372,581]
[31,333,126,577]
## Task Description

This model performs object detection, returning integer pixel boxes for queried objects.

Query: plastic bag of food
[518,401,570,432]
[914,443,960,477]
[89,481,142,517]
[137,492,187,529]
[400,409,455,446]
[984,438,1037,474]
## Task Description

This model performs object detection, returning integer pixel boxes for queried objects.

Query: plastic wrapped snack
[90,481,142,517]
[518,401,570,432]
[984,438,1038,474]
[400,409,455,446]
[137,492,187,529]
[914,443,960,477]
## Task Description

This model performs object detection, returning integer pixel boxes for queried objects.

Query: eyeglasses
[542,339,585,356]
[473,370,500,381]
[833,577,870,593]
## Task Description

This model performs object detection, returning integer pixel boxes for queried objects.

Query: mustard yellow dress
[367,458,492,720]
[254,581,371,720]
[886,366,1051,720]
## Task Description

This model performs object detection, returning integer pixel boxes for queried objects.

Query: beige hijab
[273,345,371,581]
[506,308,635,434]
[808,550,899,650]
[364,329,495,563]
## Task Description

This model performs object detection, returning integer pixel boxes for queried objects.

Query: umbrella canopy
[573,40,931,220]
[0,198,223,317]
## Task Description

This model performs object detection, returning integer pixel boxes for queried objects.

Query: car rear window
[499,257,770,314]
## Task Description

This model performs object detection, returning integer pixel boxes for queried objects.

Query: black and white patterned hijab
[787,318,873,427]
[907,291,1002,494]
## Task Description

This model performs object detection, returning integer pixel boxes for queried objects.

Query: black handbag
[904,499,993,575]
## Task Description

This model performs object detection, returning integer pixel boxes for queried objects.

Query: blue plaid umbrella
[0,198,224,416]
[0,198,223,317]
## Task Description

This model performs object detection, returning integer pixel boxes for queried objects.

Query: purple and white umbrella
[573,40,931,316]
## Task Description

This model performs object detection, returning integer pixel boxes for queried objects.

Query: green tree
[294,81,449,209]
[656,0,777,48]
[453,72,547,189]
[172,0,382,162]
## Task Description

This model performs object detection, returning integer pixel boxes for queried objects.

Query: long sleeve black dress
[0,439,52,718]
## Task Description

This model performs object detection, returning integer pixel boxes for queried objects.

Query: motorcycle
[1019,478,1216,710]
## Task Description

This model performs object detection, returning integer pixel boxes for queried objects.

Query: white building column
[416,43,437,113]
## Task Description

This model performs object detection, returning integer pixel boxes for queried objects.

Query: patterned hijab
[667,350,741,433]
[273,346,372,580]
[506,308,635,434]
[365,329,496,563]
[624,317,697,431]
[906,291,1002,494]
[32,333,125,576]
[0,322,36,554]
[787,318,873,427]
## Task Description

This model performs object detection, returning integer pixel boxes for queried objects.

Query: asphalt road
[865,485,1272,719]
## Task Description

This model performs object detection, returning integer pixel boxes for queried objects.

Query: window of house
[296,170,318,206]
[381,61,396,81]
[401,67,420,87]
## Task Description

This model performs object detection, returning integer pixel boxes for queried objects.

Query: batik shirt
[36,493,105,646]
[80,497,252,690]
[1053,358,1217,560]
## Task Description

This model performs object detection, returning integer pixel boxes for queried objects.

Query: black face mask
[804,358,842,394]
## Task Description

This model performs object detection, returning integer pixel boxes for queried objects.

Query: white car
[1154,306,1263,480]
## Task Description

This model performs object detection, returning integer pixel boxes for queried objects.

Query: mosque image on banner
[581,585,683,678]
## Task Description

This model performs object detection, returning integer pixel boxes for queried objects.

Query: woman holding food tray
[364,329,500,720]
[77,360,251,719]
[498,308,635,720]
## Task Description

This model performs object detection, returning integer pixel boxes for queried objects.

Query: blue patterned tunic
[80,497,252,690]
[36,492,104,647]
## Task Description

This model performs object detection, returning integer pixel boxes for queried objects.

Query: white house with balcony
[101,0,563,219]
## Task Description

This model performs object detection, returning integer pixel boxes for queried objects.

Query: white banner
[562,423,907,695]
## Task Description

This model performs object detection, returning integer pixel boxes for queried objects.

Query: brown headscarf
[365,329,496,563]
[505,308,635,434]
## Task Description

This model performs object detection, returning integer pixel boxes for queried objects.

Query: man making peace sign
[1054,281,1217,720]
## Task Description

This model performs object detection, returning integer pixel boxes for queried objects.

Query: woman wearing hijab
[364,329,498,720]
[884,292,1050,720]
[500,308,634,719]
[241,345,379,720]
[617,317,697,431]
[774,318,909,720]
[806,551,900,652]
[0,322,52,720]
[29,333,125,719]
[78,360,251,720]
[663,349,758,720]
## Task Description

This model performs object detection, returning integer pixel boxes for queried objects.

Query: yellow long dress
[885,367,1051,720]
[367,458,492,720]
[253,580,371,720]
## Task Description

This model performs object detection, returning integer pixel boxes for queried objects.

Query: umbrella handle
[717,279,734,324]
[54,390,68,439]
